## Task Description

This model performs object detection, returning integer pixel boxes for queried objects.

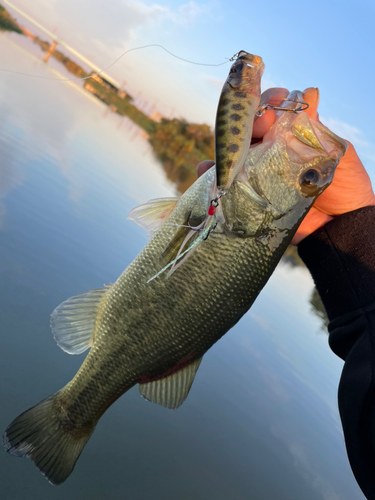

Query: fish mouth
[287,113,347,197]
[310,120,347,158]
[286,112,347,167]
[252,87,347,160]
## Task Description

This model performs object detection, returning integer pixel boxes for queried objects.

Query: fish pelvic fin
[51,288,108,355]
[138,357,203,409]
[128,197,179,235]
[3,391,95,485]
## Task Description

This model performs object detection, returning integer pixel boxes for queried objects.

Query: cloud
[0,157,23,229]
[288,441,341,500]
[10,0,216,124]
[261,77,277,91]
[0,120,24,228]
[201,73,224,89]
[172,1,203,24]
[15,0,204,48]
[320,116,368,146]
[319,117,375,181]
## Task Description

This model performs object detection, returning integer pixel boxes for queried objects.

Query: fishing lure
[214,51,264,192]
[146,50,311,283]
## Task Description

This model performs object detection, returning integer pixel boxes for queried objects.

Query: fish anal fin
[50,288,108,355]
[128,197,179,234]
[138,357,203,409]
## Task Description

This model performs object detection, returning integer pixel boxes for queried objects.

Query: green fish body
[3,91,347,485]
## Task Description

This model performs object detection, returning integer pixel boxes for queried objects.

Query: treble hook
[210,188,226,208]
[256,98,309,117]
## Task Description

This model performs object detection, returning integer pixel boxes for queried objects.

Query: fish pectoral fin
[138,357,203,409]
[50,288,108,355]
[128,197,179,235]
[161,210,205,265]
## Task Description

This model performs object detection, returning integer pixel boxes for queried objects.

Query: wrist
[292,211,333,245]
[297,206,375,320]
[294,202,375,246]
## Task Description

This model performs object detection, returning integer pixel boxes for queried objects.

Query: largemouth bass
[3,81,347,484]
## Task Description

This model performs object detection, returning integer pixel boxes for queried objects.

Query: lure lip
[231,51,263,69]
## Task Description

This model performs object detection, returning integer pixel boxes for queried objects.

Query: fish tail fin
[3,391,94,485]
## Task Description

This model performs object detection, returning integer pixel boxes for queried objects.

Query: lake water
[0,35,365,499]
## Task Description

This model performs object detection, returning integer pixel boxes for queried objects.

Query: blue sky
[5,0,375,179]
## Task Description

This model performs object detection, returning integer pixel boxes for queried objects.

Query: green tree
[149,119,215,193]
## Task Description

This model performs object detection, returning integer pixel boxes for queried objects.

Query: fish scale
[59,174,286,426]
[3,84,347,485]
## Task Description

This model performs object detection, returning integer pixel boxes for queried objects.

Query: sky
[3,0,375,180]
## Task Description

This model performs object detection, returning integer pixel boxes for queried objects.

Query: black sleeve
[298,206,375,500]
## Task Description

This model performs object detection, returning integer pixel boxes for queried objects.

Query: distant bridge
[3,0,121,89]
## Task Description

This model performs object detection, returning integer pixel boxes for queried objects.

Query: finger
[253,88,289,139]
[252,111,276,139]
[198,90,289,175]
[314,141,375,215]
[197,160,215,178]
[259,88,290,108]
[302,87,319,121]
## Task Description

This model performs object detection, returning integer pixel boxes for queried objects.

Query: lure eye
[230,61,245,74]
[301,169,320,186]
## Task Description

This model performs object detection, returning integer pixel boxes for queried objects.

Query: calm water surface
[0,36,365,499]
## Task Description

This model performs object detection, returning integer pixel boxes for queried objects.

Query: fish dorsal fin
[50,288,108,355]
[138,357,203,409]
[128,197,179,234]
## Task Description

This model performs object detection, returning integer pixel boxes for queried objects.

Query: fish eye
[301,169,320,186]
[230,61,245,74]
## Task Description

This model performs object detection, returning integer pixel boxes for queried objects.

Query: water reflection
[0,120,23,227]
[1,4,214,194]
[0,31,364,500]
[282,246,330,332]
[310,287,330,331]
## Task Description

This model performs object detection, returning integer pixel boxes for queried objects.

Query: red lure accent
[208,205,216,216]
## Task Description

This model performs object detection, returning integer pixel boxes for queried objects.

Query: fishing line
[0,44,230,82]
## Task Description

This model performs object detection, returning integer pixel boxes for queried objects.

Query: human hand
[197,87,375,245]
[293,141,375,244]
[290,87,375,244]
[197,87,289,177]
